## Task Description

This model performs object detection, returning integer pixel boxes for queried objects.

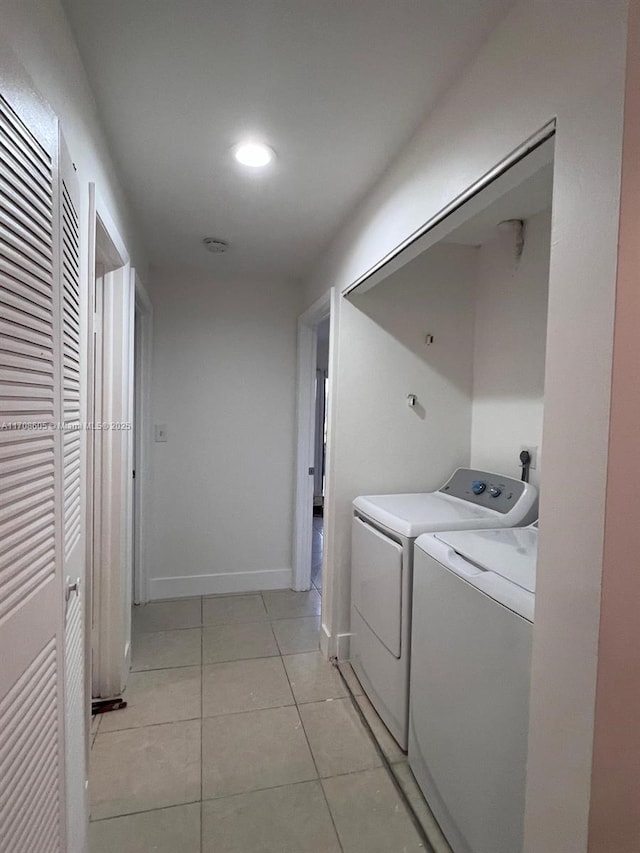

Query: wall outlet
[154,424,168,443]
[519,445,538,470]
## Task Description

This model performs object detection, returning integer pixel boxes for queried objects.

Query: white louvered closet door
[0,79,66,852]
[59,134,86,853]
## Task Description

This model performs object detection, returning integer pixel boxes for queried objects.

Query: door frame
[292,291,333,592]
[132,270,153,604]
[87,185,132,699]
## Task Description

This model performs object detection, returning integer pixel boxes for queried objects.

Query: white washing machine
[350,468,537,750]
[409,524,538,853]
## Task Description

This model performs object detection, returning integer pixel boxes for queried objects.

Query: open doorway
[293,292,333,593]
[311,317,330,594]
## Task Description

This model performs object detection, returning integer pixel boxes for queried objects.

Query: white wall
[308,1,628,849]
[346,243,477,493]
[470,209,551,488]
[147,267,300,598]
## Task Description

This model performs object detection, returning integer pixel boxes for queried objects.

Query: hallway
[88,591,434,852]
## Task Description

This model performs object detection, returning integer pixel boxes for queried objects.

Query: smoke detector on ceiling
[203,237,229,254]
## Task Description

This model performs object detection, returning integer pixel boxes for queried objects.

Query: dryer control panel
[439,468,529,515]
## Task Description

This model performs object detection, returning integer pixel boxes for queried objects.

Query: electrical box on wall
[520,445,538,469]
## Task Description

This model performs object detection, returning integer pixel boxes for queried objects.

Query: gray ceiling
[62,0,515,278]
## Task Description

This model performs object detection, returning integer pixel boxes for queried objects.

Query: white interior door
[59,132,87,853]
[0,76,67,850]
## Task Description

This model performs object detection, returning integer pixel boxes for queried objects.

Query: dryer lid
[353,492,501,539]
[434,526,538,593]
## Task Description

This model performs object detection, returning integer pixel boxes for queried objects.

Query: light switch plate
[155,424,168,442]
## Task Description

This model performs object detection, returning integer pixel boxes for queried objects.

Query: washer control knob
[489,486,502,498]
[471,480,486,495]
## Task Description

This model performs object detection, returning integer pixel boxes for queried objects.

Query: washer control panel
[439,468,526,514]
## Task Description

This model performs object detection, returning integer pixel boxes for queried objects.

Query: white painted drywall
[325,243,476,601]
[306,1,628,849]
[147,267,300,598]
[470,209,551,489]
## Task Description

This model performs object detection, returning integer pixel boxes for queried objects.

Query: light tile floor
[90,590,446,852]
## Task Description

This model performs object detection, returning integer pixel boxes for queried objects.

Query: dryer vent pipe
[497,218,525,261]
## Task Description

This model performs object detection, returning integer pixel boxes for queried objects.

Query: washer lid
[353,492,501,539]
[434,527,538,593]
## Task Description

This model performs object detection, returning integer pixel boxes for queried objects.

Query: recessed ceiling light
[233,141,275,168]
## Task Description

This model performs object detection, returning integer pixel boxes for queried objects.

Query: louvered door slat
[0,183,52,246]
[64,290,80,323]
[0,77,65,852]
[63,291,80,321]
[0,232,53,287]
[0,106,52,182]
[0,123,53,204]
[0,153,52,225]
[64,384,80,399]
[0,213,52,265]
[63,353,79,373]
[0,487,54,526]
[1,278,53,315]
[0,548,56,623]
[0,502,55,561]
[0,640,59,852]
[0,366,54,386]
[0,433,54,464]
[0,348,53,372]
[0,253,54,300]
[1,402,54,420]
[0,467,52,506]
[0,306,54,343]
[0,652,55,768]
[62,308,79,338]
[0,174,51,236]
[1,381,56,398]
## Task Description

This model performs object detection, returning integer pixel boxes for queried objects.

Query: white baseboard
[149,568,292,600]
[319,625,351,660]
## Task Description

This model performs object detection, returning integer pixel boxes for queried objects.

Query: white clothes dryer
[409,524,538,853]
[350,468,537,750]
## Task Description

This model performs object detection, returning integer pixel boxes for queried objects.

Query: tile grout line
[104,592,327,846]
[131,662,205,674]
[91,760,405,826]
[269,619,283,656]
[334,663,437,853]
[279,645,346,853]
[90,799,203,824]
[99,684,368,735]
